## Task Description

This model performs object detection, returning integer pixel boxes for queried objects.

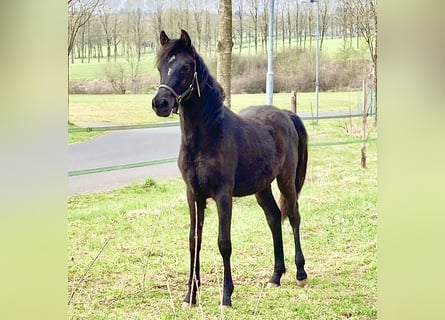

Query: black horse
[152,30,308,307]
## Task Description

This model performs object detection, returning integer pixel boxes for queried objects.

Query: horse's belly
[233,162,277,196]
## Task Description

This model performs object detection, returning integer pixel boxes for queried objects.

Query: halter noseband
[158,60,201,114]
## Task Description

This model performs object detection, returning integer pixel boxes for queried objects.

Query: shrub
[68,79,115,94]
[232,49,364,94]
[68,65,160,94]
[103,63,128,94]
[232,68,267,94]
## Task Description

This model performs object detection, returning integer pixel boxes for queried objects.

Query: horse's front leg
[182,189,206,308]
[215,192,234,307]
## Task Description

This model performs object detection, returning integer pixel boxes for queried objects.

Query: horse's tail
[285,111,308,197]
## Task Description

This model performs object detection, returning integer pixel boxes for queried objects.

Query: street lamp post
[266,0,275,105]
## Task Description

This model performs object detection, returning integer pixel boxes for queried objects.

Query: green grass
[68,119,377,319]
[68,94,160,125]
[68,123,104,144]
[68,91,362,126]
[68,91,366,145]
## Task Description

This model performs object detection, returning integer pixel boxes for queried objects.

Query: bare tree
[336,0,353,48]
[216,0,233,108]
[176,0,191,33]
[319,0,331,51]
[125,40,142,93]
[247,0,259,54]
[110,11,122,62]
[68,0,102,57]
[98,3,113,62]
[89,15,104,62]
[191,0,205,52]
[150,0,164,40]
[278,0,286,48]
[203,10,212,54]
[259,0,269,52]
[286,1,292,47]
[341,0,377,124]
[301,3,314,49]
[295,0,301,48]
[130,8,145,61]
[234,0,245,55]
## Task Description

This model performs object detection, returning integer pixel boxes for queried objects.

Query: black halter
[158,60,201,114]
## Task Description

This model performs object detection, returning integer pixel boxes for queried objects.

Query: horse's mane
[156,39,225,129]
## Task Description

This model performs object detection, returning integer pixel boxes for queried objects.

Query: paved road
[69,125,181,196]
[69,110,369,196]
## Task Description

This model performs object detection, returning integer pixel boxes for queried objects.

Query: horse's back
[226,105,299,196]
[237,105,299,143]
[237,105,293,129]
[239,104,285,120]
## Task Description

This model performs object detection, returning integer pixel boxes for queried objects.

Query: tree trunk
[107,44,111,62]
[373,58,377,126]
[361,80,367,168]
[81,31,85,63]
[216,0,233,109]
[373,5,378,127]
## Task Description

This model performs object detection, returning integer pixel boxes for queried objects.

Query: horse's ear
[160,31,169,46]
[180,29,191,47]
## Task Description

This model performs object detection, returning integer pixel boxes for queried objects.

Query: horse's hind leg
[255,186,286,287]
[277,177,308,287]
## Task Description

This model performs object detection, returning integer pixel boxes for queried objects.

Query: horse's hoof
[296,278,307,287]
[181,302,193,309]
[266,282,279,288]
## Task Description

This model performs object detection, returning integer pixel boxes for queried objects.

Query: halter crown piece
[158,60,201,114]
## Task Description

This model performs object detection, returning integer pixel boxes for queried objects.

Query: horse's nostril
[160,98,169,109]
[152,97,169,110]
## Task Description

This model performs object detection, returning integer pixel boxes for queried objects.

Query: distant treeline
[68,0,376,62]
[68,0,376,95]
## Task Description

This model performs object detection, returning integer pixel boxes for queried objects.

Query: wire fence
[68,138,377,177]
[68,111,374,133]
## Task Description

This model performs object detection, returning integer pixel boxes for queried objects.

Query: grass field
[68,115,377,319]
[68,91,362,125]
[68,90,363,144]
[68,123,104,144]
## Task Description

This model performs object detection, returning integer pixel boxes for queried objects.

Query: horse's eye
[181,65,190,73]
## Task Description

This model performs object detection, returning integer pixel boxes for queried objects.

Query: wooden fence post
[291,90,297,113]
[361,80,368,168]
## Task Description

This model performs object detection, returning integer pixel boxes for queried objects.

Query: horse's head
[152,30,198,117]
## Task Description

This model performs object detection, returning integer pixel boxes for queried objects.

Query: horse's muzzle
[152,94,176,117]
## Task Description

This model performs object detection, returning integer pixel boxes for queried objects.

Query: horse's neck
[180,104,209,149]
[179,95,222,152]
[178,61,225,150]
